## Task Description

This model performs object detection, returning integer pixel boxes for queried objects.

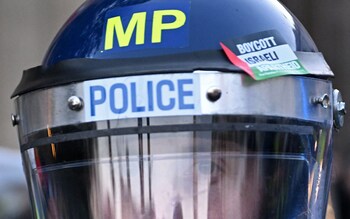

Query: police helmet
[12,0,346,218]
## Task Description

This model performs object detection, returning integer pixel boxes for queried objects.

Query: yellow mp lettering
[104,12,146,50]
[152,10,186,43]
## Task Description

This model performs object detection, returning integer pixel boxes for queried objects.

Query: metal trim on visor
[13,72,333,137]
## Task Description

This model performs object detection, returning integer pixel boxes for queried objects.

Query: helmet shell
[12,0,322,98]
[43,0,318,67]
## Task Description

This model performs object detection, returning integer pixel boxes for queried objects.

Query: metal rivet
[206,87,222,102]
[313,94,330,109]
[11,114,20,126]
[68,96,84,111]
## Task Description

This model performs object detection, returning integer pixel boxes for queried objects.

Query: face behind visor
[11,0,345,218]
[23,117,322,219]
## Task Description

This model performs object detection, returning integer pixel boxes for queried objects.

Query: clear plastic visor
[22,116,332,219]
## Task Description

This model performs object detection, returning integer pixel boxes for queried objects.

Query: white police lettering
[84,74,200,121]
[236,37,277,55]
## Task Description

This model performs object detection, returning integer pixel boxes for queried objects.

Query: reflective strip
[14,72,333,137]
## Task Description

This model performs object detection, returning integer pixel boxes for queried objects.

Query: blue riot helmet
[12,0,346,218]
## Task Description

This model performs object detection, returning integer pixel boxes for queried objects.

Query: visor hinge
[11,114,20,126]
[333,89,346,129]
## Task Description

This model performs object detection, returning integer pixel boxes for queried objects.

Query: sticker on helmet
[220,30,308,80]
[102,1,190,53]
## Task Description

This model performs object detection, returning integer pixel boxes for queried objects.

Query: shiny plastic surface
[22,116,332,219]
[43,0,318,67]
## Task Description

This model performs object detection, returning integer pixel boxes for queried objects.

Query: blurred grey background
[280,1,350,218]
[0,0,349,218]
[0,0,84,150]
[0,1,84,219]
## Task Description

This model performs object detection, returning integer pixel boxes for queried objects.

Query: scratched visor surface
[22,116,332,219]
